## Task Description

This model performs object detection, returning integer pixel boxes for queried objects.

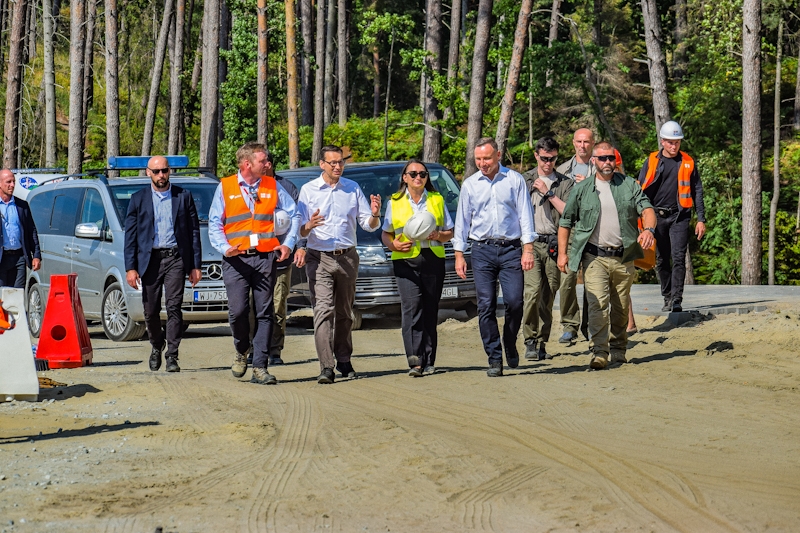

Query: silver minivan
[25,172,228,341]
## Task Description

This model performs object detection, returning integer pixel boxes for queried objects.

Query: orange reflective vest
[641,151,694,209]
[221,174,280,252]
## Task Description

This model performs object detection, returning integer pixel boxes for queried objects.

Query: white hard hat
[274,209,291,235]
[659,121,684,140]
[403,211,437,241]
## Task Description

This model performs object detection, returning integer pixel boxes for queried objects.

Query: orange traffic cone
[36,274,93,368]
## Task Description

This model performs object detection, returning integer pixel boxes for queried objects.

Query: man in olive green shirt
[557,142,656,369]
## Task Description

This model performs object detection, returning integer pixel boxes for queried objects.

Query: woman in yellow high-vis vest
[381,160,454,377]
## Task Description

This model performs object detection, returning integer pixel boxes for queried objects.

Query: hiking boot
[149,342,165,371]
[505,343,520,369]
[486,361,503,377]
[423,366,436,376]
[590,354,609,370]
[661,299,672,312]
[558,331,577,344]
[231,352,248,378]
[165,357,180,373]
[336,361,357,378]
[408,366,423,377]
[610,352,627,364]
[317,368,335,384]
[251,367,277,385]
[671,301,683,312]
[524,339,538,360]
[537,342,550,361]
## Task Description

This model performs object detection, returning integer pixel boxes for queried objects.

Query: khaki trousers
[558,266,580,334]
[583,253,635,358]
[305,248,359,370]
[522,241,561,342]
[270,265,292,356]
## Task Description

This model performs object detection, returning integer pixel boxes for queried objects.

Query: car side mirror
[75,223,102,239]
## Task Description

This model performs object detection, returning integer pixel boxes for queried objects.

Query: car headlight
[356,246,387,265]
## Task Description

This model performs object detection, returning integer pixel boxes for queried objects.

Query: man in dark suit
[0,169,41,287]
[124,156,202,372]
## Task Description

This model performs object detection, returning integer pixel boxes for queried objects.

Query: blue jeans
[470,240,524,364]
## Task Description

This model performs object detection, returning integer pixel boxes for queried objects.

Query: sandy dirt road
[1,305,800,532]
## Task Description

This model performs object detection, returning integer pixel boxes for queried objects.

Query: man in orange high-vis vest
[638,121,706,313]
[208,142,300,385]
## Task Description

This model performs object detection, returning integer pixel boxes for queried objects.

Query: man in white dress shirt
[454,137,536,377]
[297,145,382,384]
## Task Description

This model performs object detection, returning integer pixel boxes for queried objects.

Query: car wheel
[351,308,363,330]
[27,283,45,338]
[102,282,146,342]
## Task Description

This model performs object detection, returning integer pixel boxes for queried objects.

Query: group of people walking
[119,122,705,383]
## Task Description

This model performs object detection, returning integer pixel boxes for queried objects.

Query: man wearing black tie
[124,156,202,373]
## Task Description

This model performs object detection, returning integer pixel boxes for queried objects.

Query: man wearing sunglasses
[125,156,203,373]
[521,137,573,362]
[557,143,656,370]
[638,121,706,313]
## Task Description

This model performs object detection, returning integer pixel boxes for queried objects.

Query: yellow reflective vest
[390,191,446,260]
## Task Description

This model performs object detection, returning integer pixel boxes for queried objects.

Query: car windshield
[110,182,218,224]
[285,166,461,217]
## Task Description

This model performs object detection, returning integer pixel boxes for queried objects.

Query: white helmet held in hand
[403,211,437,241]
[659,121,684,140]
[274,209,291,235]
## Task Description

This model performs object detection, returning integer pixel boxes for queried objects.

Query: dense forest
[1,0,799,284]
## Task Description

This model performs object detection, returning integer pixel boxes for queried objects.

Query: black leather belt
[535,235,553,243]
[2,248,22,255]
[324,247,354,256]
[154,248,179,258]
[655,206,677,217]
[584,243,624,257]
[476,238,521,247]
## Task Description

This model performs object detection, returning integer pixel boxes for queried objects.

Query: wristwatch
[544,190,555,199]
[644,227,656,235]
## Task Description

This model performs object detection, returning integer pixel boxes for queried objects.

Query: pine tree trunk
[337,0,347,127]
[104,0,119,174]
[768,18,783,285]
[545,0,560,87]
[496,16,504,90]
[323,0,335,126]
[199,0,219,170]
[216,1,229,149]
[496,0,532,156]
[142,0,174,157]
[285,0,300,167]
[443,0,460,122]
[256,0,268,144]
[67,0,86,174]
[465,0,493,176]
[312,0,325,160]
[81,0,97,145]
[167,0,185,154]
[42,0,56,166]
[422,0,441,162]
[641,0,671,133]
[190,25,202,92]
[741,0,762,284]
[299,0,313,126]
[673,0,688,80]
[372,48,380,118]
[2,0,25,169]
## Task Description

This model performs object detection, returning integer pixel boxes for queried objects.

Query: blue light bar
[108,155,190,170]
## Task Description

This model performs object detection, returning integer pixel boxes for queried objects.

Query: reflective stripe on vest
[221,174,280,252]
[390,191,446,260]
[641,151,694,209]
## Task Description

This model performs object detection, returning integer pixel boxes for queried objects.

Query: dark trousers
[471,240,524,364]
[141,253,185,358]
[223,252,277,369]
[654,211,690,304]
[305,248,359,370]
[393,249,445,368]
[0,251,25,288]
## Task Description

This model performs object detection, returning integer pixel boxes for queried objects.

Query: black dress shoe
[149,342,165,371]
[336,361,357,378]
[505,344,520,369]
[165,357,180,372]
[268,356,285,365]
[317,368,335,384]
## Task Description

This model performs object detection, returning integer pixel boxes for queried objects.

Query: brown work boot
[231,352,248,378]
[251,367,277,385]
[610,352,627,364]
[589,353,609,370]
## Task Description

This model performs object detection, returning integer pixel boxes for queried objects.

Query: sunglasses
[148,167,170,175]
[405,171,429,179]
[594,155,616,162]
[537,155,557,163]
[323,160,345,167]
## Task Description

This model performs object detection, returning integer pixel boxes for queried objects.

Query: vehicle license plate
[442,287,458,298]
[194,290,227,302]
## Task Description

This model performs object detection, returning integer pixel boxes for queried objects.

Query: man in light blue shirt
[297,145,381,384]
[208,142,299,385]
[0,169,41,288]
[454,137,536,377]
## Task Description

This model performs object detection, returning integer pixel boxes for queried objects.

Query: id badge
[250,234,259,247]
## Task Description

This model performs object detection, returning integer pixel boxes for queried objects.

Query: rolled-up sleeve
[559,192,579,229]
[356,186,379,232]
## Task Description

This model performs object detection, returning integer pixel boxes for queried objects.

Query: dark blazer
[124,184,202,275]
[0,197,41,268]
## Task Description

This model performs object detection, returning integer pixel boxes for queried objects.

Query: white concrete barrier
[0,288,39,402]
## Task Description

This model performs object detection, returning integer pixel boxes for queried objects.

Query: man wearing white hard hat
[208,142,300,385]
[638,121,706,312]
